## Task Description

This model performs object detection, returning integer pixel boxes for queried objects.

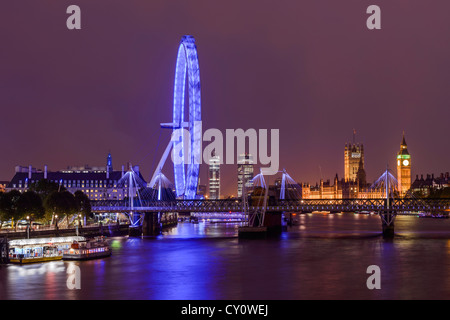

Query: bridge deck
[91,198,450,213]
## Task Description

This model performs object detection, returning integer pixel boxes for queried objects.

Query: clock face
[397,160,400,166]
[403,159,409,166]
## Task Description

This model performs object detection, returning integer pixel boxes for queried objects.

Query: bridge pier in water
[379,211,396,238]
[238,211,282,238]
[139,212,178,236]
[378,198,397,238]
[264,212,283,234]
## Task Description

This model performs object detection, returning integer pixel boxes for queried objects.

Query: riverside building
[6,153,146,201]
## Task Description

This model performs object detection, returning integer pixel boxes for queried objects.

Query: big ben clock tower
[397,132,411,197]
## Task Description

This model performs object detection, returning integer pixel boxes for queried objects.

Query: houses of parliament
[299,132,412,199]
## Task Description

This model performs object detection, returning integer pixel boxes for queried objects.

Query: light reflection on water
[2,213,450,300]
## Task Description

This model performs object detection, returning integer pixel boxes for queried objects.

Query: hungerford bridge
[91,35,450,238]
[91,165,450,238]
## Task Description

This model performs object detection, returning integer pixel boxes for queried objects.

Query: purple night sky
[1,1,450,196]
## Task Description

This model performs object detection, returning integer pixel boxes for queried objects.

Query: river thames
[2,213,450,300]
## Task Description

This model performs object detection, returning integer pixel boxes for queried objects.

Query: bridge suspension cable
[279,169,302,201]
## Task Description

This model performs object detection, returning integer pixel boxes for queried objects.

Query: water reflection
[2,214,450,299]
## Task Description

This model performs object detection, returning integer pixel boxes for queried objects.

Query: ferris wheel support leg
[149,140,173,188]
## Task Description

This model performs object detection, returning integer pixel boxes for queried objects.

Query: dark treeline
[0,179,91,229]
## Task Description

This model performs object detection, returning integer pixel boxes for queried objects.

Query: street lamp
[75,214,79,236]
[26,216,30,239]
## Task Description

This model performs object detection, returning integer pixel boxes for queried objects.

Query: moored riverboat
[62,236,111,260]
[9,236,85,264]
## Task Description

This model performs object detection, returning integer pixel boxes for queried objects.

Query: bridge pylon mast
[245,171,268,228]
[378,167,398,238]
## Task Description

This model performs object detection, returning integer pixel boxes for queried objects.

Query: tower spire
[107,152,113,172]
[397,132,411,197]
[344,129,364,183]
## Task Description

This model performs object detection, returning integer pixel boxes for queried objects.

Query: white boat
[9,236,86,264]
[62,237,111,260]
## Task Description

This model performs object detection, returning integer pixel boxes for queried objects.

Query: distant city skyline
[5,130,447,199]
[0,129,446,198]
[1,1,450,197]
